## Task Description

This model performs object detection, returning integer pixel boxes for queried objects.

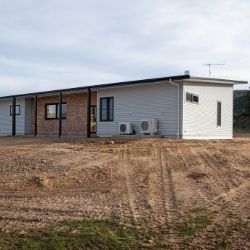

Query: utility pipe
[169,78,180,139]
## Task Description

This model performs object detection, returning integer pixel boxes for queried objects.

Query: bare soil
[0,136,249,249]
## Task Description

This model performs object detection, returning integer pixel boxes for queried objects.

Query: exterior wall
[96,82,179,137]
[36,92,96,136]
[0,82,234,139]
[179,84,184,137]
[182,83,233,139]
[25,98,33,135]
[0,99,25,135]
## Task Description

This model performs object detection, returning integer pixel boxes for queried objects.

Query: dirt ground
[0,136,249,249]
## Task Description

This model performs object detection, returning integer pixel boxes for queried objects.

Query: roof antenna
[203,63,225,77]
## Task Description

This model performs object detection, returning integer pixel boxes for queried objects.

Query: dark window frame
[45,103,67,120]
[10,105,20,116]
[186,92,199,104]
[217,101,222,127]
[100,97,114,122]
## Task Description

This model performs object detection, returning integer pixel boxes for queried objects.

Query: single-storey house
[0,74,248,139]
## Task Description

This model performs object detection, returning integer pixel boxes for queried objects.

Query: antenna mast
[203,63,225,77]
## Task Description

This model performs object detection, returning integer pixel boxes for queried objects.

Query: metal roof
[0,74,248,100]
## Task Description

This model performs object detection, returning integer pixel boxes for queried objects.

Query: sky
[0,0,249,96]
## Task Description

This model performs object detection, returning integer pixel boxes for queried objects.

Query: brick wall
[32,92,97,136]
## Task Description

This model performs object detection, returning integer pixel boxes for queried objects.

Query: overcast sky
[0,0,249,96]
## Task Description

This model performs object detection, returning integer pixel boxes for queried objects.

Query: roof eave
[188,76,248,85]
[0,74,190,100]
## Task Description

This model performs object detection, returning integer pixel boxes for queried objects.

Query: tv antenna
[203,63,225,77]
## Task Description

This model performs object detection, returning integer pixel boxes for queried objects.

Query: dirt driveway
[0,136,249,248]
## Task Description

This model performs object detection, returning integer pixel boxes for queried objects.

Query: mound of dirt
[29,175,51,188]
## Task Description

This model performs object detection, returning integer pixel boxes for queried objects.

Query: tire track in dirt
[0,196,117,224]
[207,141,249,181]
[160,148,178,221]
[147,145,178,228]
[126,147,152,225]
[176,145,209,205]
[195,143,228,193]
[190,143,250,225]
[195,142,247,215]
[0,216,43,223]
[144,147,166,226]
[205,181,250,207]
[119,147,138,224]
[160,147,182,247]
[0,203,111,218]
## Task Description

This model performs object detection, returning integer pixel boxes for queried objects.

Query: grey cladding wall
[97,82,179,136]
[0,99,25,135]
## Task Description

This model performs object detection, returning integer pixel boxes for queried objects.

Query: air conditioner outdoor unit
[140,119,158,134]
[119,122,133,135]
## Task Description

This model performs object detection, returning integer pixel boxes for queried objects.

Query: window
[100,97,114,121]
[45,103,67,119]
[186,92,199,104]
[58,103,67,119]
[186,93,192,102]
[192,95,199,103]
[217,101,221,126]
[10,105,20,115]
[46,104,57,119]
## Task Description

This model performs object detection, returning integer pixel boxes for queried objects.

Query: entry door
[90,105,97,134]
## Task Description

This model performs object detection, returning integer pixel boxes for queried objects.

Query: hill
[234,90,250,130]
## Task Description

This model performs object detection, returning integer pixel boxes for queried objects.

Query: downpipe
[169,78,180,139]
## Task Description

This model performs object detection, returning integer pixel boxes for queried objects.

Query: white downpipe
[169,78,180,139]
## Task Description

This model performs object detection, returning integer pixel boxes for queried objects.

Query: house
[0,74,248,139]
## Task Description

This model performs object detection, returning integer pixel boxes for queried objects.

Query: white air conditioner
[119,122,133,135]
[140,119,158,134]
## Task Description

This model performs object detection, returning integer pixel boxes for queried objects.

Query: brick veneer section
[32,92,97,136]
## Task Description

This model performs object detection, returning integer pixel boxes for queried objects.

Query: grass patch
[0,219,166,250]
[176,208,214,237]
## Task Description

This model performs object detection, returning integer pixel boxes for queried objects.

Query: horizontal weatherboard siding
[0,99,25,135]
[97,82,179,137]
[182,83,233,139]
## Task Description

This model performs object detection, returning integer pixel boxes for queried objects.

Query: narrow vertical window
[217,101,221,126]
[46,104,57,119]
[108,97,114,121]
[10,105,20,115]
[57,103,67,119]
[100,97,114,121]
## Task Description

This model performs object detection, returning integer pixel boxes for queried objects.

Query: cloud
[0,0,249,96]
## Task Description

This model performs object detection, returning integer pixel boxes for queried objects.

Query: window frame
[100,97,114,122]
[217,101,222,127]
[186,92,199,104]
[45,103,67,120]
[10,105,21,116]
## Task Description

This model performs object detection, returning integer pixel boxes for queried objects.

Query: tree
[245,90,250,116]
